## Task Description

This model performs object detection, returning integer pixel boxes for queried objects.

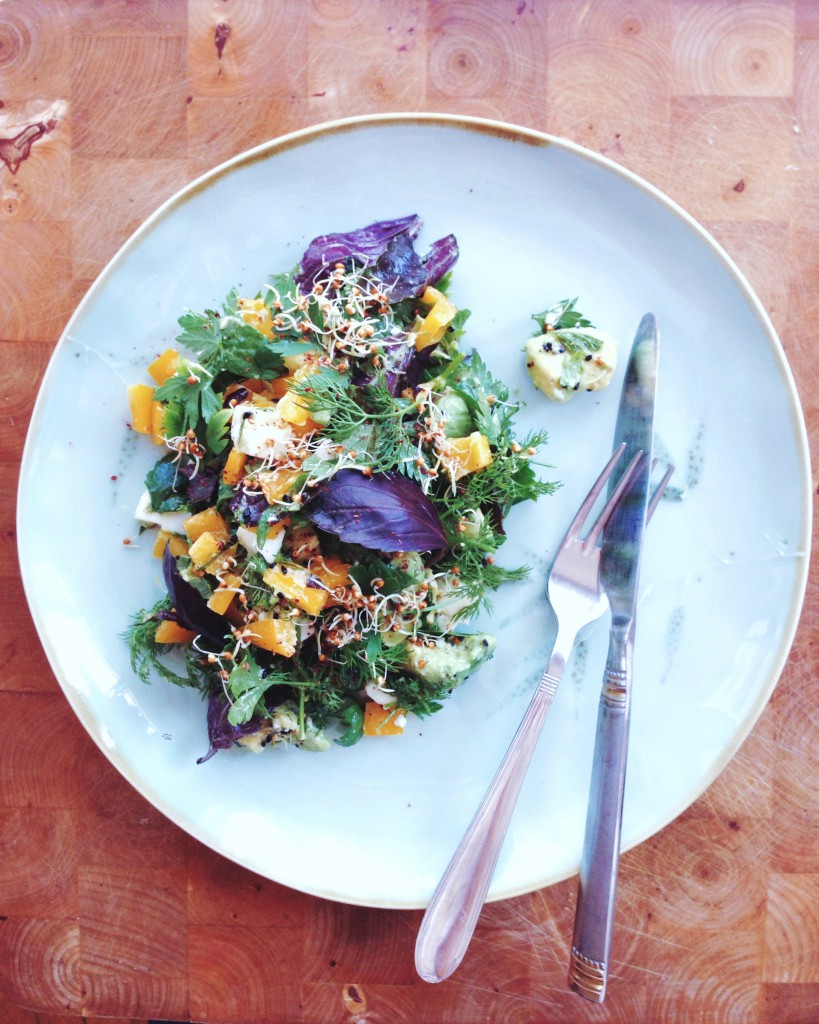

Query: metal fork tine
[565,443,628,542]
[584,450,645,549]
[647,464,674,522]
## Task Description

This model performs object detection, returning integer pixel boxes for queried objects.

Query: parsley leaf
[531,297,595,334]
[205,407,232,455]
[154,366,223,436]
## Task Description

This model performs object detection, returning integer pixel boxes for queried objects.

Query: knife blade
[568,313,658,1003]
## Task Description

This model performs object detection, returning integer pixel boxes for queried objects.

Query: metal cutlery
[568,313,659,1002]
[415,437,653,984]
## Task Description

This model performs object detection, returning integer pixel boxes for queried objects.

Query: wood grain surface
[1,1,817,1022]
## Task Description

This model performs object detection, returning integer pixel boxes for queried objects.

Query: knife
[568,313,658,1002]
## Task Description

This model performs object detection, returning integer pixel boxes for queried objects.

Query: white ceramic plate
[18,115,811,908]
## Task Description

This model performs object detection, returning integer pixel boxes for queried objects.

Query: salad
[125,215,555,761]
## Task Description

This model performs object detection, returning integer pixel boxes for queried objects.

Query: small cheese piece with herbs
[124,215,556,762]
[525,298,618,402]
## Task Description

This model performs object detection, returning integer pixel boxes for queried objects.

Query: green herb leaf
[154,365,223,436]
[122,599,202,689]
[531,297,595,334]
[145,455,186,513]
[205,407,233,455]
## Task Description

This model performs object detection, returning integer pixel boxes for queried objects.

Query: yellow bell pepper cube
[152,530,189,559]
[183,507,231,544]
[309,556,351,590]
[150,400,166,445]
[246,617,298,657]
[414,286,457,351]
[238,297,275,340]
[446,431,493,480]
[154,620,197,644]
[257,467,300,504]
[363,701,407,736]
[127,383,155,434]
[147,348,180,385]
[188,533,237,574]
[221,448,247,486]
[276,389,312,425]
[263,565,328,617]
[207,572,243,615]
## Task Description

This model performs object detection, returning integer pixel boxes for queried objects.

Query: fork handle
[568,621,633,1002]
[415,642,572,984]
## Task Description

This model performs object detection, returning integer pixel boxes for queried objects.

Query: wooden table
[2,2,817,1022]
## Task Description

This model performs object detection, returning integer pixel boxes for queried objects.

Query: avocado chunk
[437,390,474,438]
[404,632,496,687]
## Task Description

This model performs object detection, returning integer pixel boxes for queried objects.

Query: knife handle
[568,622,633,1002]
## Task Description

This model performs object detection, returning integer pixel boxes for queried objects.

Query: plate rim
[17,112,813,908]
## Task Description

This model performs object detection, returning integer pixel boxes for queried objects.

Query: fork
[415,443,648,984]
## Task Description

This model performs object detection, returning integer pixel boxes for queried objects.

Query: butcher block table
[2,1,818,1022]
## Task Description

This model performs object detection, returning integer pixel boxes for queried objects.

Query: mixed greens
[125,215,555,760]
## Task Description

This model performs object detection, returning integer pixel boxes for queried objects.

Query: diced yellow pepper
[238,297,275,340]
[183,507,231,544]
[257,467,300,504]
[127,383,154,434]
[246,617,298,657]
[414,286,457,351]
[152,530,189,559]
[147,348,179,385]
[150,400,165,445]
[154,620,197,644]
[267,375,295,399]
[188,533,237,574]
[309,556,351,589]
[446,431,493,480]
[277,388,311,426]
[221,448,247,485]
[207,572,243,614]
[187,531,223,571]
[363,701,406,736]
[263,565,328,617]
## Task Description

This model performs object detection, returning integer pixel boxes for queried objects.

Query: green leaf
[531,297,595,334]
[257,506,283,547]
[122,599,202,689]
[205,407,232,455]
[226,650,301,726]
[348,557,421,596]
[145,455,185,512]
[154,366,222,436]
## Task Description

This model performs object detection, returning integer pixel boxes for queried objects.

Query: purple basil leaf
[185,469,218,506]
[422,233,459,288]
[382,337,415,395]
[229,487,270,526]
[162,545,227,646]
[197,692,262,764]
[374,232,427,301]
[296,215,420,291]
[304,470,447,553]
[404,346,435,392]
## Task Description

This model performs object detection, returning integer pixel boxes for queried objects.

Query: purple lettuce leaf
[197,692,263,764]
[296,215,420,291]
[162,545,227,646]
[374,232,427,301]
[295,216,459,300]
[421,234,459,288]
[303,469,447,553]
